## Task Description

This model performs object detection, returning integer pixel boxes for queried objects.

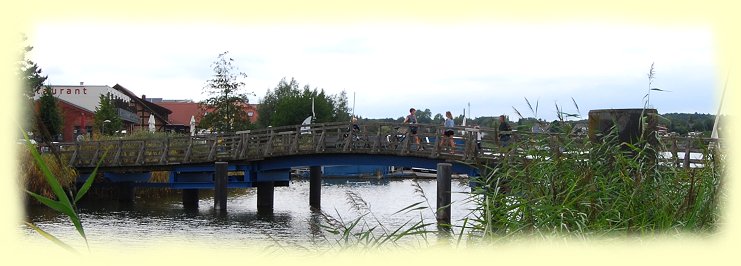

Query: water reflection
[23,178,474,249]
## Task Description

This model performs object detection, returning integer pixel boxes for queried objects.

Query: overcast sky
[29,21,719,121]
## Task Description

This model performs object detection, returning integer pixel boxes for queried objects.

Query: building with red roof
[153,100,259,132]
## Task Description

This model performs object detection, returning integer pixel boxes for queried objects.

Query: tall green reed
[315,187,435,251]
[22,129,106,253]
[466,101,723,241]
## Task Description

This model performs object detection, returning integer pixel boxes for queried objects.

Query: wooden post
[310,166,322,209]
[671,137,680,167]
[257,181,275,213]
[684,138,692,170]
[182,189,199,209]
[436,163,452,225]
[214,162,228,211]
[117,181,135,203]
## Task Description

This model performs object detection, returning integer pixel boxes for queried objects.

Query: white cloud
[30,21,717,121]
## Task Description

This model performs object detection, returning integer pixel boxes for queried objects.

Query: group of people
[401,108,512,153]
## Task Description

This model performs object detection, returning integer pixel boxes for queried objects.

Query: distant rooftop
[145,98,194,103]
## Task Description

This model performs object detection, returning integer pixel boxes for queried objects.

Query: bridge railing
[52,122,722,169]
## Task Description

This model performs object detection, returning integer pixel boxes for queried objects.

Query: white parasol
[148,114,156,132]
[190,115,196,136]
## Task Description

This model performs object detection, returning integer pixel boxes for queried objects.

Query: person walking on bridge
[403,108,422,150]
[498,115,512,147]
[439,111,456,152]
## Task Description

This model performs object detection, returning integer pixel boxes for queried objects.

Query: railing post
[684,138,692,170]
[214,162,228,212]
[436,163,452,225]
[671,137,679,167]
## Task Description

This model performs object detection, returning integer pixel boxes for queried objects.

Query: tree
[257,77,351,128]
[333,90,351,121]
[17,34,49,136]
[416,108,433,123]
[199,51,253,132]
[94,93,122,136]
[18,35,47,100]
[37,86,63,141]
[433,113,444,124]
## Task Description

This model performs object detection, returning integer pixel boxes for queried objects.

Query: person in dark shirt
[403,108,422,150]
[498,115,512,146]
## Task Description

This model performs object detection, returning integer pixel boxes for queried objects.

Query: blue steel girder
[254,153,479,176]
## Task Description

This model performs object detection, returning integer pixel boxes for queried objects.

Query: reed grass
[309,181,437,251]
[19,149,77,201]
[465,107,724,241]
[21,130,105,253]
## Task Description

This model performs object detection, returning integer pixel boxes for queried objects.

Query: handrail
[49,122,721,169]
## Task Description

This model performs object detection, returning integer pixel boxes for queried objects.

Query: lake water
[21,178,477,251]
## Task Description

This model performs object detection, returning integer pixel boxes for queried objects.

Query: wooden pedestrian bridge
[45,121,721,210]
[59,121,494,173]
[53,121,719,173]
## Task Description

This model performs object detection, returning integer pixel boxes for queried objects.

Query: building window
[248,112,254,117]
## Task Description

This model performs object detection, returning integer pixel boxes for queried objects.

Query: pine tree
[94,93,122,136]
[17,34,48,136]
[199,51,253,132]
[333,90,351,122]
[37,86,64,141]
[18,35,47,100]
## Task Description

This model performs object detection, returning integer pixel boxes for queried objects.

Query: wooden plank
[90,141,101,167]
[239,133,250,159]
[264,131,274,157]
[315,131,325,153]
[113,139,123,166]
[208,137,218,161]
[291,128,300,153]
[136,140,146,166]
[159,138,169,164]
[69,142,80,166]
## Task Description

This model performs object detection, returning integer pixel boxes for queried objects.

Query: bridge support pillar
[214,162,228,212]
[310,166,322,209]
[257,182,275,213]
[182,189,199,208]
[436,163,452,225]
[117,181,135,203]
